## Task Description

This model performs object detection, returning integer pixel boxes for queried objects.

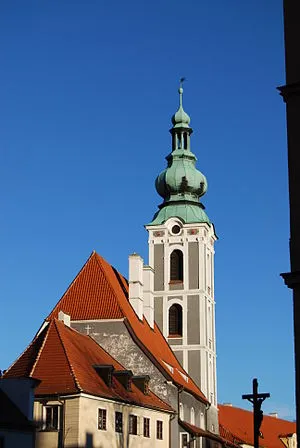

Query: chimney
[143,265,154,329]
[58,311,71,327]
[129,253,144,320]
[269,412,278,418]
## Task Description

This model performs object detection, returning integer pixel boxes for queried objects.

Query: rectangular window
[98,409,107,430]
[115,411,123,433]
[181,433,189,447]
[129,414,138,435]
[44,405,59,430]
[143,417,150,438]
[156,420,163,440]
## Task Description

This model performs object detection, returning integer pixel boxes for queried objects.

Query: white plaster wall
[78,394,170,448]
[147,219,217,406]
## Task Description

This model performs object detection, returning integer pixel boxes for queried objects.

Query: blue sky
[0,1,294,419]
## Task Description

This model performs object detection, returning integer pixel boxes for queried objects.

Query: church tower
[146,83,217,407]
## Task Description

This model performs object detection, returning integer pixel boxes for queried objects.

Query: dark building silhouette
[278,0,300,442]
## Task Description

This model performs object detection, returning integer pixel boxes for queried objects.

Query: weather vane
[179,77,186,88]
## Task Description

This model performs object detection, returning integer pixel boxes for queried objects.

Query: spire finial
[172,77,190,128]
[179,77,186,106]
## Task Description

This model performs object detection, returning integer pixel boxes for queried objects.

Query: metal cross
[242,378,270,448]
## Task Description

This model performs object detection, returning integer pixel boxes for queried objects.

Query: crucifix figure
[242,378,270,448]
[84,324,92,335]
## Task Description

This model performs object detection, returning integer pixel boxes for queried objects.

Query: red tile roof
[47,251,208,403]
[218,404,296,448]
[180,420,241,448]
[48,252,124,320]
[4,319,173,413]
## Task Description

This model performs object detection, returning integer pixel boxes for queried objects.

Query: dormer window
[113,370,133,391]
[93,365,114,387]
[132,375,150,395]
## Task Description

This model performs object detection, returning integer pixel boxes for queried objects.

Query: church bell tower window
[169,304,183,336]
[183,133,187,149]
[170,249,183,282]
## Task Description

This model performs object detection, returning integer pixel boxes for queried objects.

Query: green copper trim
[149,203,210,226]
[149,81,211,226]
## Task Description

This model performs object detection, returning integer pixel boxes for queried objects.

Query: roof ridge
[219,404,295,424]
[93,253,125,316]
[30,322,51,377]
[53,319,82,392]
[46,251,96,320]
[4,324,48,376]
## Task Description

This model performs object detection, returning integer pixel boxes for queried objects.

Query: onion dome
[149,81,210,225]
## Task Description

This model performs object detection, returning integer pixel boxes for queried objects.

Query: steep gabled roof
[218,404,296,448]
[4,319,173,413]
[48,251,125,320]
[46,251,208,403]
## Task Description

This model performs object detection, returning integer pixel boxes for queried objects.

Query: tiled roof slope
[48,252,124,320]
[218,404,296,448]
[4,319,173,413]
[46,251,208,403]
[180,420,240,448]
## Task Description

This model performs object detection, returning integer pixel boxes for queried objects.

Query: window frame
[181,432,189,448]
[98,408,107,431]
[115,411,123,433]
[43,405,60,431]
[129,414,138,435]
[143,417,150,438]
[179,402,184,420]
[190,407,195,425]
[168,303,183,337]
[156,420,163,440]
[170,249,184,283]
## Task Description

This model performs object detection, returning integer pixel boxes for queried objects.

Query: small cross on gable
[84,324,92,335]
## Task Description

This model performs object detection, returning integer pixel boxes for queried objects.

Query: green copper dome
[149,82,210,226]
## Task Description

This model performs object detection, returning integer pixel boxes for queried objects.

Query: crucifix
[84,324,92,335]
[242,378,270,448]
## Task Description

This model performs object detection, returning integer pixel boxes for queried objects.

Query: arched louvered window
[179,403,184,420]
[170,250,183,282]
[169,304,183,336]
[190,407,195,425]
